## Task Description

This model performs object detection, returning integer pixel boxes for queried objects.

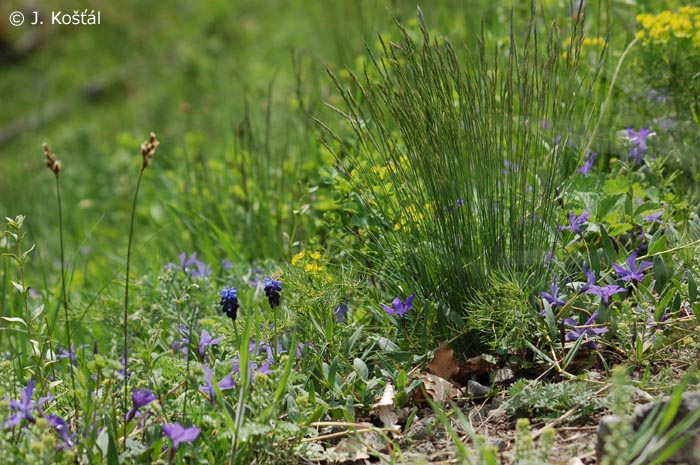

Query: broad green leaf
[648,234,668,256]
[353,358,369,381]
[606,222,634,237]
[597,193,625,220]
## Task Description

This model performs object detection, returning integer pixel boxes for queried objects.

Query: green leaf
[597,193,625,220]
[599,226,617,263]
[606,222,634,237]
[31,304,45,320]
[653,256,669,293]
[648,234,668,256]
[11,281,25,294]
[107,429,119,465]
[688,273,698,303]
[353,358,369,381]
[1,316,27,326]
[21,244,36,261]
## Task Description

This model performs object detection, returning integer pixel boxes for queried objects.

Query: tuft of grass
[326,2,602,346]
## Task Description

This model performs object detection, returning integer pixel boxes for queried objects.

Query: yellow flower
[636,7,700,46]
[292,250,305,266]
[305,262,325,273]
[309,251,321,260]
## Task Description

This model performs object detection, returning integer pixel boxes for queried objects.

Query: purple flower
[559,208,590,235]
[584,284,626,306]
[381,293,415,321]
[577,150,598,175]
[198,329,222,360]
[5,380,37,428]
[613,251,653,285]
[295,342,314,359]
[249,339,274,363]
[563,312,608,349]
[126,388,157,422]
[201,367,235,402]
[541,276,567,308]
[626,127,653,164]
[219,287,240,320]
[163,422,200,450]
[46,414,74,449]
[118,357,131,380]
[255,360,273,376]
[643,211,663,224]
[263,276,283,308]
[165,252,211,277]
[334,302,349,323]
[173,324,191,358]
[221,259,233,270]
[580,265,596,293]
[56,344,77,364]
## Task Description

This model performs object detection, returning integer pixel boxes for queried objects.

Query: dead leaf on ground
[414,372,463,403]
[333,437,370,463]
[426,342,460,384]
[372,381,400,430]
[454,354,497,386]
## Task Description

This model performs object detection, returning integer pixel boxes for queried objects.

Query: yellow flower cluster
[292,250,332,282]
[636,6,700,47]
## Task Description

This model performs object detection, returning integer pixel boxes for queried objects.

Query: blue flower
[56,344,77,364]
[541,276,567,308]
[220,287,240,320]
[163,422,200,450]
[334,302,349,323]
[613,251,653,285]
[577,150,597,176]
[201,366,235,402]
[381,294,415,321]
[126,388,157,422]
[198,329,222,360]
[563,312,609,349]
[165,252,211,277]
[643,211,663,224]
[46,414,74,449]
[172,324,191,358]
[263,276,283,308]
[3,380,52,429]
[558,208,590,235]
[584,284,626,306]
[4,380,37,428]
[580,264,596,293]
[626,127,653,164]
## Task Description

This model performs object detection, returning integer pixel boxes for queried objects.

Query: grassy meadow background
[2,0,700,463]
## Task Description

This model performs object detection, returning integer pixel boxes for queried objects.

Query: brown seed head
[141,132,160,169]
[43,143,61,176]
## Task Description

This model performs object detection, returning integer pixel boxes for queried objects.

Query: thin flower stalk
[123,132,159,446]
[43,143,77,411]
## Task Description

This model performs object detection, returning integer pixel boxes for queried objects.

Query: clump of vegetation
[1,1,699,463]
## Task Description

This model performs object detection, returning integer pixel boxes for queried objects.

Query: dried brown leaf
[426,342,460,384]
